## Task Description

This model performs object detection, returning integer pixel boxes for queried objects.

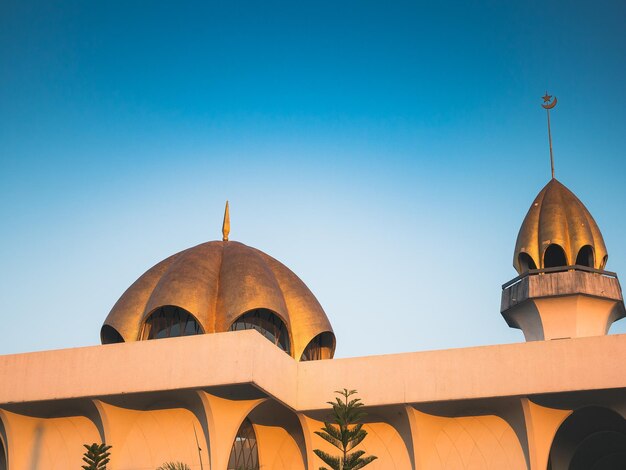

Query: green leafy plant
[313,389,377,470]
[156,463,191,470]
[82,443,111,470]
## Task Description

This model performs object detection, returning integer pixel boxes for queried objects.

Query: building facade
[1,178,625,470]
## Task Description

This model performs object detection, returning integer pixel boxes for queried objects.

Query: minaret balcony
[501,266,626,341]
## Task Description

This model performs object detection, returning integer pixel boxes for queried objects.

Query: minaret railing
[502,265,618,290]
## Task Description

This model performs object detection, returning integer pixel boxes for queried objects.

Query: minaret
[500,96,625,340]
[501,179,625,340]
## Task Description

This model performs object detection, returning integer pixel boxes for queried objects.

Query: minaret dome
[513,178,608,274]
[502,178,624,342]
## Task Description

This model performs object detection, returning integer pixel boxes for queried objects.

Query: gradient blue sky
[1,1,625,357]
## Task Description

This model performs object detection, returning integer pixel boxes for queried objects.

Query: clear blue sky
[1,1,625,357]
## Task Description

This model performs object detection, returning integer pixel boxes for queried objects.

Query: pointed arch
[228,418,259,470]
[575,245,595,268]
[544,244,567,268]
[229,309,291,355]
[518,252,537,272]
[300,332,336,361]
[224,400,307,470]
[94,398,209,470]
[139,305,203,340]
[100,324,124,344]
[548,406,626,469]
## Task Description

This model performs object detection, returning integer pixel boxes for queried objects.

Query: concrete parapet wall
[1,332,626,469]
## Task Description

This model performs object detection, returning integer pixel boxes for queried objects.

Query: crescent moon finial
[541,92,557,109]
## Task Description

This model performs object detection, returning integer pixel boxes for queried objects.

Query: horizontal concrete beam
[0,330,297,407]
[1,332,626,411]
[296,334,626,409]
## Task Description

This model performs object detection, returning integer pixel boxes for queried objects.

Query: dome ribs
[513,179,608,274]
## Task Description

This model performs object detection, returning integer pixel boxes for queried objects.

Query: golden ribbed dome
[101,240,335,361]
[514,178,608,274]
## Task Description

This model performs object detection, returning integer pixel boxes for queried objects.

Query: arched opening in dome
[228,418,259,470]
[100,324,124,344]
[601,255,608,270]
[300,332,336,361]
[140,305,203,340]
[548,406,626,470]
[518,252,537,272]
[229,309,291,355]
[544,244,567,268]
[576,245,595,268]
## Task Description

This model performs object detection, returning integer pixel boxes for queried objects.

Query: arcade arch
[548,406,626,470]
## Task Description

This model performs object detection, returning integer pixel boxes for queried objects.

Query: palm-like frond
[81,443,112,470]
[345,450,367,466]
[315,424,343,451]
[352,455,378,470]
[313,389,377,470]
[156,462,192,470]
[313,449,341,469]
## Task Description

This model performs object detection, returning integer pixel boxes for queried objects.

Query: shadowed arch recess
[246,399,308,470]
[518,252,537,272]
[548,406,626,470]
[229,308,291,355]
[140,305,203,340]
[300,331,336,361]
[576,245,595,268]
[101,324,124,344]
[228,418,259,470]
[544,244,568,268]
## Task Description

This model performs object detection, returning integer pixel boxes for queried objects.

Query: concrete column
[197,391,264,470]
[520,398,571,470]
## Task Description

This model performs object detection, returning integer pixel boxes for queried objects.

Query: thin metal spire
[541,92,558,179]
[222,200,230,241]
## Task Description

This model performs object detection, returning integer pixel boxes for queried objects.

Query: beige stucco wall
[2,331,626,408]
[96,401,209,470]
[296,333,626,410]
[1,331,625,469]
[407,407,526,469]
[0,410,101,469]
[0,331,297,407]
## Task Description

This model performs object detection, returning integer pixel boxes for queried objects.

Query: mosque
[1,104,626,469]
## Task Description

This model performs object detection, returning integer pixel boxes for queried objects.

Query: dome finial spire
[541,92,558,179]
[222,200,230,241]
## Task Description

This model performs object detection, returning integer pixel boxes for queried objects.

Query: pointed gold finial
[222,200,230,241]
[541,92,558,179]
